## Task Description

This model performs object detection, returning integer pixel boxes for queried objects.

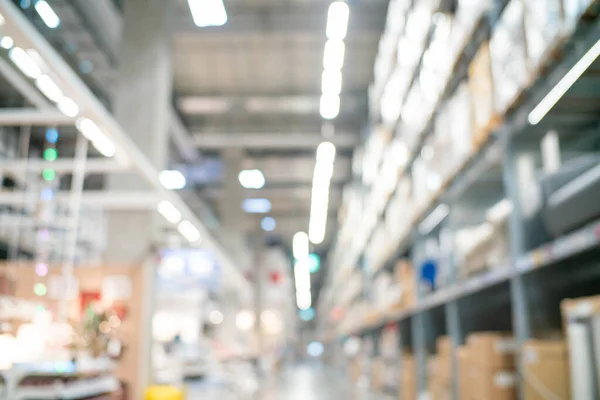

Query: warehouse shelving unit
[322,0,600,398]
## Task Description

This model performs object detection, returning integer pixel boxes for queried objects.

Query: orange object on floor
[144,386,184,400]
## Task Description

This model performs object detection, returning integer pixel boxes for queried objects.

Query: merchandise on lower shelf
[561,295,600,400]
[401,353,416,400]
[523,340,570,400]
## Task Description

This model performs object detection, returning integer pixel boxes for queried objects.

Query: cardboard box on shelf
[436,336,453,386]
[523,340,570,400]
[469,41,497,148]
[471,368,517,400]
[560,295,600,400]
[467,332,516,370]
[401,354,417,400]
[371,358,385,391]
[457,346,473,400]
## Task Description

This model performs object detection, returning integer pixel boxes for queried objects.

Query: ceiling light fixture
[296,290,312,311]
[9,47,41,79]
[35,74,62,103]
[528,39,600,125]
[159,170,186,190]
[57,97,79,117]
[293,231,309,260]
[34,0,60,29]
[0,36,13,50]
[187,0,228,27]
[321,69,342,95]
[323,39,346,70]
[178,220,201,242]
[308,142,336,244]
[238,169,265,189]
[326,2,350,40]
[157,200,182,224]
[92,135,116,158]
[242,198,271,214]
[320,94,340,120]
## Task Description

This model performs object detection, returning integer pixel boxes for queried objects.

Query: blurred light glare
[209,310,224,325]
[34,0,60,28]
[238,169,265,189]
[242,198,271,213]
[157,200,182,224]
[178,220,201,243]
[35,75,63,103]
[296,290,312,310]
[528,39,600,125]
[321,69,342,95]
[0,36,13,50]
[188,0,228,27]
[326,2,350,40]
[323,39,345,70]
[261,216,276,232]
[159,170,186,190]
[45,128,59,143]
[307,341,324,357]
[9,47,41,79]
[298,307,316,321]
[316,141,336,165]
[57,97,79,118]
[236,310,255,331]
[320,94,340,120]
[293,231,309,260]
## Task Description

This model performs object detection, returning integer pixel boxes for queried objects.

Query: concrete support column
[103,0,171,397]
[219,148,249,267]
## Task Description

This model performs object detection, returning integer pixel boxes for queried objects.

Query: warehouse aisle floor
[187,363,390,399]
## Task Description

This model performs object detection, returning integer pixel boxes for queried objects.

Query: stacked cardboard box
[371,357,385,391]
[458,332,517,400]
[401,354,416,400]
[561,295,600,400]
[427,337,453,399]
[523,340,570,400]
[390,260,416,311]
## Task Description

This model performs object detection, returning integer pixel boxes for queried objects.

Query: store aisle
[186,364,389,400]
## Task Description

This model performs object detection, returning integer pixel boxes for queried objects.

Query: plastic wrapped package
[380,67,409,126]
[413,156,440,205]
[563,0,595,32]
[448,82,474,167]
[386,176,414,242]
[469,41,496,144]
[489,0,529,115]
[523,0,565,73]
[401,81,432,149]
[385,0,411,37]
[453,0,491,56]
[419,13,455,104]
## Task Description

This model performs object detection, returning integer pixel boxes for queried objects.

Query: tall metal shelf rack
[323,0,600,398]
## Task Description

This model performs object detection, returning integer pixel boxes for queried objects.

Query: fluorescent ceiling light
[529,39,600,125]
[320,94,340,120]
[486,198,513,224]
[187,0,228,27]
[316,141,336,165]
[238,169,265,189]
[92,135,116,158]
[178,220,201,242]
[0,12,4,26]
[0,36,13,50]
[157,200,182,224]
[418,204,449,235]
[326,2,350,40]
[296,290,312,310]
[261,216,276,232]
[323,39,346,70]
[57,97,79,117]
[294,259,311,291]
[321,69,342,95]
[236,310,255,331]
[35,74,62,103]
[9,47,41,79]
[293,231,309,260]
[75,117,103,142]
[34,0,60,28]
[209,310,223,325]
[159,170,186,190]
[242,198,271,213]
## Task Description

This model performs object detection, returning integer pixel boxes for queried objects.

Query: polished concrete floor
[187,364,389,400]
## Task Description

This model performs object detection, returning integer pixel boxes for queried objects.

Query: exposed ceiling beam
[0,190,159,209]
[193,131,359,149]
[0,58,52,109]
[0,109,75,126]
